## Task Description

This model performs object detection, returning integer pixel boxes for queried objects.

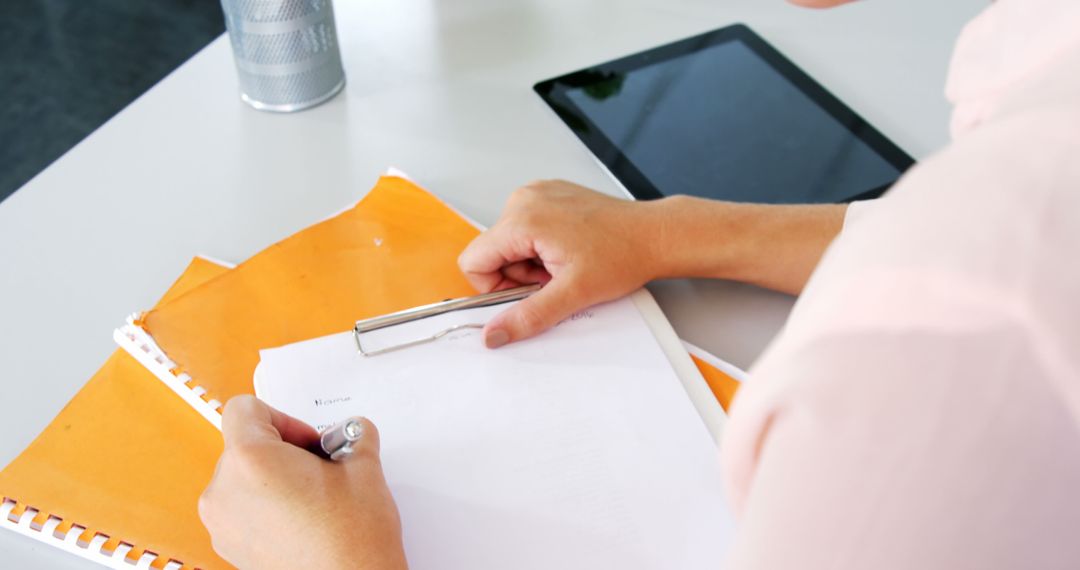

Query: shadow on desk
[648,277,795,371]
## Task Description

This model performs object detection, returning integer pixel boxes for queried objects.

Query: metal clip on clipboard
[353,284,541,356]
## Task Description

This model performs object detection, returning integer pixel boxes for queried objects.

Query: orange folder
[0,257,230,569]
[691,354,740,412]
[135,175,482,415]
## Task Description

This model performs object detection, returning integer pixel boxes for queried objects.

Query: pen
[319,418,365,461]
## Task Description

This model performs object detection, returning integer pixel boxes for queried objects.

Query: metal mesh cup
[220,0,346,112]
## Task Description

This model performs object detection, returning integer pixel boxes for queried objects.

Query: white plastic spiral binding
[1,498,184,569]
[114,315,223,430]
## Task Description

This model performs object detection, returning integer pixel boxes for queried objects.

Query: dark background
[0,0,225,203]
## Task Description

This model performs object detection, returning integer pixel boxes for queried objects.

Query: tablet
[534,24,914,203]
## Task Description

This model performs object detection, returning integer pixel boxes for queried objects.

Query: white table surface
[0,0,987,566]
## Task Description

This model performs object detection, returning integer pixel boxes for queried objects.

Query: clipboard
[255,286,738,568]
[353,285,727,443]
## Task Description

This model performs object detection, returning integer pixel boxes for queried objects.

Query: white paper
[255,297,734,570]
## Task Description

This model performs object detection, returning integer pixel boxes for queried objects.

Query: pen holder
[220,0,346,112]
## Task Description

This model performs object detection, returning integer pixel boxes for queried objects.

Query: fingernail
[486,329,510,349]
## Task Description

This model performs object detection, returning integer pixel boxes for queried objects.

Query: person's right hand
[199,396,407,570]
[458,180,673,347]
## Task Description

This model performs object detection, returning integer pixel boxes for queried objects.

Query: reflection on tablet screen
[538,25,914,204]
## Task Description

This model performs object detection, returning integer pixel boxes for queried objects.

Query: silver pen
[319,418,365,461]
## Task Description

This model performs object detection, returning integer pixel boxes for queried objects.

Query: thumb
[483,278,582,347]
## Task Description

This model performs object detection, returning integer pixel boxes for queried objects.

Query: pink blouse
[721,1,1080,568]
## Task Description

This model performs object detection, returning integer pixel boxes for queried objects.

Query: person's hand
[458,180,671,347]
[199,396,407,570]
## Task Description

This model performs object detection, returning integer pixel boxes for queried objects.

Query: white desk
[0,0,986,566]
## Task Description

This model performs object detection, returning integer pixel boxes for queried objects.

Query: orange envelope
[0,257,230,569]
[138,176,481,411]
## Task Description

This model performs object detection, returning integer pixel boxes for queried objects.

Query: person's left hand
[199,396,407,570]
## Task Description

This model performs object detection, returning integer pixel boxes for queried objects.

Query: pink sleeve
[721,57,1080,566]
[722,322,1080,569]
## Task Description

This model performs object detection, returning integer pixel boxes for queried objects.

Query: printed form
[254,296,734,569]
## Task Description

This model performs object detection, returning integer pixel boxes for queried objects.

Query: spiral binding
[114,315,223,430]
[1,497,185,569]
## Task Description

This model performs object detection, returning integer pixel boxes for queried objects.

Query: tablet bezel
[534,24,915,202]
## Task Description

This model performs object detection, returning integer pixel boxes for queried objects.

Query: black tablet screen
[542,26,912,203]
